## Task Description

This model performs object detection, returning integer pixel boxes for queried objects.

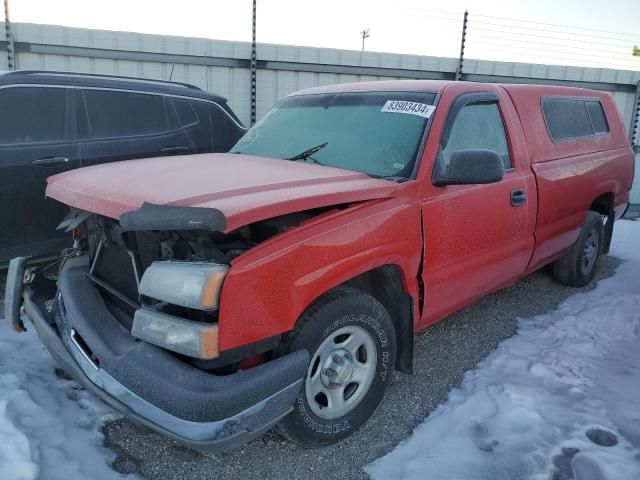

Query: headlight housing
[133,261,227,359]
[132,308,219,359]
[138,261,228,311]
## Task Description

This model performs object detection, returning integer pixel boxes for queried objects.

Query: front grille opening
[93,242,139,301]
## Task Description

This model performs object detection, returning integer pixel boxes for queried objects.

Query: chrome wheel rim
[581,229,599,275]
[305,325,377,419]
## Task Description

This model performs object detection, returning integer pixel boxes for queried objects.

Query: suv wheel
[553,211,605,287]
[277,287,396,446]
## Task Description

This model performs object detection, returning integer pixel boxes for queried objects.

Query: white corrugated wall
[4,23,638,129]
[632,153,640,204]
[1,22,639,204]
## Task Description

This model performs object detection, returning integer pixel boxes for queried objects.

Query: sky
[6,0,640,70]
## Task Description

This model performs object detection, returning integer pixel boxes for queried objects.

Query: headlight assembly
[138,261,228,311]
[132,308,219,359]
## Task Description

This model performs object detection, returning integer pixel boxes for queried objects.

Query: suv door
[0,86,80,263]
[77,89,197,167]
[420,92,536,326]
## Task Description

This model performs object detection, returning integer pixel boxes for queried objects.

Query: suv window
[79,89,174,139]
[0,86,68,145]
[442,102,511,169]
[210,104,242,150]
[170,97,199,128]
[542,97,609,141]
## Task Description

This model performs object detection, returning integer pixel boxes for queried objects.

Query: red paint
[45,80,635,352]
[46,153,402,232]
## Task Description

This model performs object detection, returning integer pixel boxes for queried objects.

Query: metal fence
[1,21,639,203]
[1,22,639,126]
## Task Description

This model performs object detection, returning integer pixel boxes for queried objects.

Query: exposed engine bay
[85,209,319,267]
[55,206,339,372]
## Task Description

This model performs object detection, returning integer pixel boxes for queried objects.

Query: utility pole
[4,0,14,70]
[360,29,370,51]
[250,0,257,125]
[455,10,468,81]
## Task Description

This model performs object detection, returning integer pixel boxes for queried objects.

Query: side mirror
[433,149,505,186]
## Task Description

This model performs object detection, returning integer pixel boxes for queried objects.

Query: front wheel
[277,287,396,447]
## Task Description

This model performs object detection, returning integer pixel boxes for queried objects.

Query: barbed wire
[470,27,638,50]
[467,32,636,60]
[472,20,640,45]
[465,43,639,69]
[473,13,639,40]
[465,12,640,71]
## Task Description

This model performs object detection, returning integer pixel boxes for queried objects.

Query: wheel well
[342,265,414,374]
[589,193,614,254]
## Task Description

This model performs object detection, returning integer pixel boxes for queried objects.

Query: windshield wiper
[286,142,328,161]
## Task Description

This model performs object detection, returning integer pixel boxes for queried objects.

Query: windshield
[231,91,438,178]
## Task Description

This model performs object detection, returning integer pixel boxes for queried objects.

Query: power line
[474,12,639,40]
[466,44,640,68]
[465,42,639,69]
[466,50,638,69]
[468,31,637,58]
[473,19,640,44]
[469,26,639,50]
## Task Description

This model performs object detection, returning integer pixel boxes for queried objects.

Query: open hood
[46,153,402,232]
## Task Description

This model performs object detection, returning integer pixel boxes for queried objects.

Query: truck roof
[291,79,611,98]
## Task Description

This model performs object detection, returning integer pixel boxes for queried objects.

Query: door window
[0,87,68,145]
[442,102,511,170]
[169,97,241,152]
[171,97,200,128]
[79,89,174,139]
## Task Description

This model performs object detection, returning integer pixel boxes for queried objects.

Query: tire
[276,287,397,447]
[552,211,604,287]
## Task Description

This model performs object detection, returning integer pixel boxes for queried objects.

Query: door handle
[510,189,527,207]
[31,156,70,166]
[160,146,190,154]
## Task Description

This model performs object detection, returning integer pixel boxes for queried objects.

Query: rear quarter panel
[503,85,634,271]
[217,194,422,351]
[528,147,633,270]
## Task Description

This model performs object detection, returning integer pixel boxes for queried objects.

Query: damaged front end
[3,205,314,451]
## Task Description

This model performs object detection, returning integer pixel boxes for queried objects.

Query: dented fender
[217,197,423,351]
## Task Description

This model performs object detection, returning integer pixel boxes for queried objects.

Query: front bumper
[6,258,308,452]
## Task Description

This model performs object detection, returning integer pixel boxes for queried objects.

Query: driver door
[420,92,535,327]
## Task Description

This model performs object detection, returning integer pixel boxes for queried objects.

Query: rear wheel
[277,287,396,446]
[553,211,604,287]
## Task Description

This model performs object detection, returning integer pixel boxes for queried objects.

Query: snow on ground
[367,219,640,480]
[0,321,131,479]
[1,222,638,480]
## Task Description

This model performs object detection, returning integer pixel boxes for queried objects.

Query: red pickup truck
[4,80,634,451]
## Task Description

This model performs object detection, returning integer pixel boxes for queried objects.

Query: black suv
[0,70,246,263]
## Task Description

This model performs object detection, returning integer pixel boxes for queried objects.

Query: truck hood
[46,153,402,232]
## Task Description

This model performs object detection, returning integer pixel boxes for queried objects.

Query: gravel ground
[91,256,618,480]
